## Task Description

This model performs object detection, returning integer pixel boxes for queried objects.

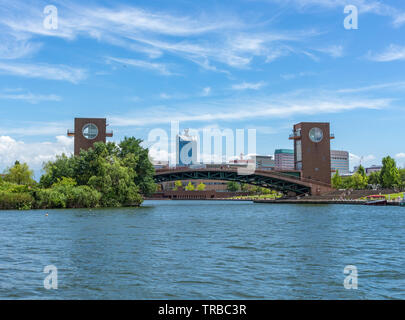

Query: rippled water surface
[0,200,404,299]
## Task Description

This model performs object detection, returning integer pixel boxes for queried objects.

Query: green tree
[185,181,195,191]
[118,137,156,196]
[3,161,35,185]
[227,181,240,192]
[173,180,183,191]
[380,156,400,188]
[196,183,206,191]
[357,165,367,179]
[368,171,381,186]
[332,170,343,189]
[350,172,368,189]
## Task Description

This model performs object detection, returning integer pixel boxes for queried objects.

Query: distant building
[275,149,294,170]
[152,160,169,170]
[366,165,383,175]
[255,155,275,170]
[176,129,197,166]
[330,150,349,175]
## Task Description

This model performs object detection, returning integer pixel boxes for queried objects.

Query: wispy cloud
[0,91,61,104]
[0,62,87,83]
[231,81,267,90]
[267,0,405,27]
[106,56,175,75]
[0,1,321,72]
[368,44,405,62]
[337,81,405,93]
[109,88,391,126]
[315,45,344,58]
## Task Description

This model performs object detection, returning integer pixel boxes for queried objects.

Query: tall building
[330,150,350,175]
[176,129,197,166]
[289,122,334,185]
[67,118,113,155]
[274,149,294,170]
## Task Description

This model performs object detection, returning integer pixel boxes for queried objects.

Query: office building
[330,150,349,175]
[274,149,294,170]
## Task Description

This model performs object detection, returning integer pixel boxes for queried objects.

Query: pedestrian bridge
[154,167,333,196]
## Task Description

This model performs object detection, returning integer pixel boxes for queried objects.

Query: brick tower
[289,122,334,186]
[67,118,113,155]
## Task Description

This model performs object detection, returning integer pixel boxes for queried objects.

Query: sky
[1,0,405,177]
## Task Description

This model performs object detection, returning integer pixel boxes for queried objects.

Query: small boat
[364,195,387,206]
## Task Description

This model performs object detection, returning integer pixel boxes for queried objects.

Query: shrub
[0,192,34,210]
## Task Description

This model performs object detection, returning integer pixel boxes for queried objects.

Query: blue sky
[1,0,405,176]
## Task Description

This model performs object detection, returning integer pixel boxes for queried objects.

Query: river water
[0,200,404,299]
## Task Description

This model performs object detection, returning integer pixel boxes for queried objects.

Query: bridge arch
[153,168,332,196]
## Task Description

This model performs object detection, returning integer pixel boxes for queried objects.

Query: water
[0,200,404,299]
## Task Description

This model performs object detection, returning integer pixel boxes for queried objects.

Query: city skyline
[1,0,405,175]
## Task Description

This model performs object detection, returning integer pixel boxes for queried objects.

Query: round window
[82,123,98,140]
[309,127,323,143]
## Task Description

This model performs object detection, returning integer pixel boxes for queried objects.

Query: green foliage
[380,156,400,188]
[368,171,381,185]
[0,191,34,210]
[3,161,35,185]
[227,181,240,192]
[357,165,367,178]
[39,138,156,208]
[196,183,206,191]
[332,170,343,189]
[173,180,183,191]
[185,181,195,191]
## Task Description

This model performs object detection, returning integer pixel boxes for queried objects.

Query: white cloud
[106,56,175,75]
[109,89,390,126]
[268,0,405,27]
[368,44,405,62]
[202,87,211,96]
[337,81,405,93]
[231,82,267,90]
[0,1,320,71]
[315,45,344,58]
[0,135,73,171]
[0,91,61,104]
[0,62,87,83]
[395,153,405,159]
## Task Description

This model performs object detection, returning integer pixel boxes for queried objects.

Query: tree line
[0,137,156,210]
[332,156,405,190]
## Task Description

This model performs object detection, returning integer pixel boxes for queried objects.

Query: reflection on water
[0,200,404,299]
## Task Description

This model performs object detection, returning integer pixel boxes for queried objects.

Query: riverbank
[253,199,403,206]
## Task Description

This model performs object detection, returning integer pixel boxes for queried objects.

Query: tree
[380,156,400,188]
[227,181,239,192]
[350,172,368,190]
[173,181,183,191]
[368,171,381,186]
[357,165,367,179]
[39,138,156,207]
[196,183,206,191]
[332,170,343,189]
[3,161,35,185]
[185,181,195,191]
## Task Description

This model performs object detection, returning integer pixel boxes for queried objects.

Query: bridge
[154,167,334,196]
